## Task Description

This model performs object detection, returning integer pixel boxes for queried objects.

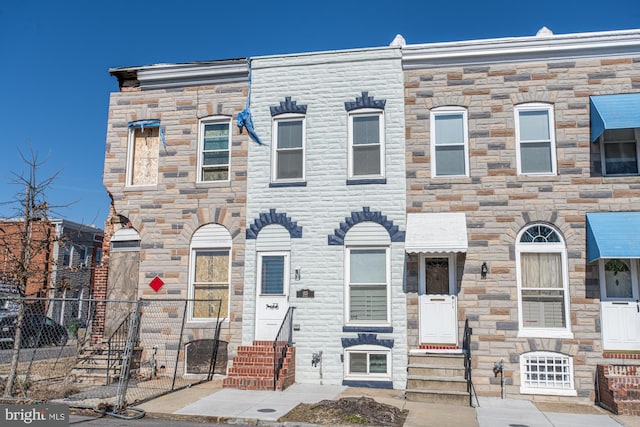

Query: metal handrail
[462,318,479,407]
[106,312,133,384]
[273,307,295,390]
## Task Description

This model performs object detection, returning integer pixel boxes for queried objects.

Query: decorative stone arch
[341,333,394,349]
[514,339,579,358]
[246,209,302,240]
[427,94,471,110]
[504,209,573,248]
[328,207,405,245]
[179,207,243,248]
[344,91,386,111]
[270,97,307,116]
[511,90,557,105]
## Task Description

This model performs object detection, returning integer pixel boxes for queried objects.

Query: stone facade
[103,61,250,358]
[403,30,640,402]
[244,47,407,388]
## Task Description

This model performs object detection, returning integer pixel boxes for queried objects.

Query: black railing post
[272,307,295,390]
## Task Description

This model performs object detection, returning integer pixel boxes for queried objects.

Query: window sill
[125,184,158,191]
[186,319,228,329]
[517,329,573,339]
[195,181,232,188]
[343,326,393,333]
[430,176,471,183]
[516,174,560,182]
[601,175,640,183]
[269,181,307,188]
[346,178,387,185]
[520,386,576,397]
[342,380,393,389]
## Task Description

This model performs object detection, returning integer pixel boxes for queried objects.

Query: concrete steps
[405,353,470,406]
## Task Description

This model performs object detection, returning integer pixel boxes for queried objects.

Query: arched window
[189,224,232,321]
[516,224,571,337]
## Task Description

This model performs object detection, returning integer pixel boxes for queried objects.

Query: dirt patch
[279,396,407,426]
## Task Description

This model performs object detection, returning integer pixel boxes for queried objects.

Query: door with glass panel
[599,259,640,350]
[255,252,290,341]
[419,254,458,345]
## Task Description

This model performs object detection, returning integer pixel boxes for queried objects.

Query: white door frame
[418,253,458,345]
[255,251,290,341]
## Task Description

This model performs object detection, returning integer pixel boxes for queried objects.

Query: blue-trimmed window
[198,117,231,182]
[344,345,391,381]
[348,109,385,179]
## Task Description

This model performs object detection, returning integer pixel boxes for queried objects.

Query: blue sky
[0,0,638,227]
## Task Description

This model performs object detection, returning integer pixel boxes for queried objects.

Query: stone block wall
[404,53,640,400]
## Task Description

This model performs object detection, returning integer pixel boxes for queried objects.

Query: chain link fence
[0,296,224,414]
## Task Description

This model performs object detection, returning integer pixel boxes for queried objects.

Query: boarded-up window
[129,127,159,186]
[193,250,229,319]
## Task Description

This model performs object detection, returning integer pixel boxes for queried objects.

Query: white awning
[405,213,468,253]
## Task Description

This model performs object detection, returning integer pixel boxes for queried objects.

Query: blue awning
[590,94,640,142]
[586,212,640,263]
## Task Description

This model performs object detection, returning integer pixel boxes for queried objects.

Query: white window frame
[271,114,306,183]
[197,116,232,183]
[257,251,290,296]
[348,109,385,179]
[345,246,391,326]
[520,351,576,396]
[188,244,232,323]
[600,128,640,177]
[598,258,639,301]
[515,103,557,176]
[430,107,469,178]
[516,224,572,339]
[126,126,159,187]
[344,344,392,381]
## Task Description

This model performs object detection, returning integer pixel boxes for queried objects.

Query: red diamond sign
[149,276,164,292]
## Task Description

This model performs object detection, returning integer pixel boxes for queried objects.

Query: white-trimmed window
[600,128,640,176]
[127,126,159,186]
[344,345,391,381]
[348,109,385,179]
[110,228,141,253]
[272,115,305,182]
[430,107,469,177]
[189,224,232,321]
[520,351,576,396]
[198,117,231,182]
[515,103,557,175]
[346,247,390,324]
[516,224,571,338]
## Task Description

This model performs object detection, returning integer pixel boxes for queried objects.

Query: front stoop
[405,353,470,406]
[597,364,640,415]
[223,341,296,391]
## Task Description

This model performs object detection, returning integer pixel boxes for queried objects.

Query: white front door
[419,254,458,345]
[599,259,640,351]
[255,252,289,341]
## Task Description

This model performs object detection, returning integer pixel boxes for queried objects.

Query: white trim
[519,351,576,396]
[430,107,469,178]
[347,108,385,179]
[515,224,572,338]
[344,246,391,327]
[197,116,232,183]
[514,103,557,176]
[256,251,290,296]
[343,344,392,381]
[126,126,159,187]
[271,113,306,183]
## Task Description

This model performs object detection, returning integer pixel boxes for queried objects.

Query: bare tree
[0,148,64,397]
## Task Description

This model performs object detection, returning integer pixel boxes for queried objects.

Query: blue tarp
[586,212,640,263]
[128,120,166,149]
[590,94,640,142]
[236,62,264,145]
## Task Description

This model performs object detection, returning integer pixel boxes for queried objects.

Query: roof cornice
[402,29,640,69]
[109,58,249,90]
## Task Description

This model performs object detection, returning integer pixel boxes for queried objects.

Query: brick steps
[223,341,295,391]
[597,363,640,415]
[405,353,470,406]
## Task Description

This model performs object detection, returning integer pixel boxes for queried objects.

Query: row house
[100,27,640,409]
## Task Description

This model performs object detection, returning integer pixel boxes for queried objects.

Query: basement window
[520,351,576,396]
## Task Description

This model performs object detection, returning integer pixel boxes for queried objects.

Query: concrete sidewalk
[135,380,640,426]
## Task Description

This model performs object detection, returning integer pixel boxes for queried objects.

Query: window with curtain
[347,248,388,322]
[349,111,384,178]
[431,108,468,177]
[199,118,231,182]
[273,117,305,181]
[515,104,556,175]
[517,224,569,335]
